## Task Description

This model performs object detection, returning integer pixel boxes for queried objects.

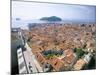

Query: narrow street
[23,43,43,73]
[18,31,43,73]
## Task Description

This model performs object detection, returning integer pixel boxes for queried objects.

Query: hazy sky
[12,1,96,21]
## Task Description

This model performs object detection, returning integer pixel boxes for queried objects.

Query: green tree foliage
[74,48,85,58]
[46,53,61,59]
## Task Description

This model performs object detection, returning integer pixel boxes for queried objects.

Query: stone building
[47,57,65,71]
[73,59,86,70]
[35,52,46,67]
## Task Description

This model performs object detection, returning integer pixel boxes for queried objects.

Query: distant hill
[40,16,62,21]
[16,18,21,21]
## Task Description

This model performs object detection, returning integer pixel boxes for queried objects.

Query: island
[16,18,21,21]
[40,16,62,21]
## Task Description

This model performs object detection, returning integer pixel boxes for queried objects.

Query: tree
[75,48,85,58]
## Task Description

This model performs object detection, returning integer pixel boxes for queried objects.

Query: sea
[12,19,96,29]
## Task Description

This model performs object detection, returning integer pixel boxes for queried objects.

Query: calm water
[12,19,96,29]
